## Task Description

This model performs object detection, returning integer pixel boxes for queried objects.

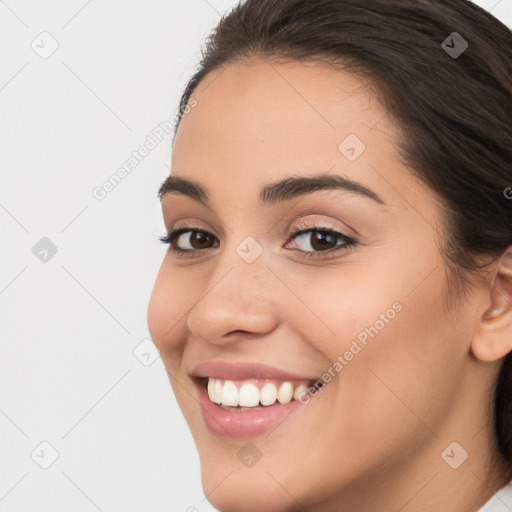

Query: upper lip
[190,361,319,382]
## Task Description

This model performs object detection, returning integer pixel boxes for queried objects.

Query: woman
[147,0,512,510]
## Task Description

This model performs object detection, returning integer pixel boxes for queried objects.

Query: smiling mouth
[201,376,324,410]
[193,374,326,438]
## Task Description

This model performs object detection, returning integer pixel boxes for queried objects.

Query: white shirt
[477,480,512,512]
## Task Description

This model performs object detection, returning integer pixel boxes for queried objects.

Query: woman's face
[147,58,485,511]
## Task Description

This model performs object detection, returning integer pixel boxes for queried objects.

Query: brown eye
[159,228,219,255]
[175,230,217,251]
[189,231,212,249]
[289,229,350,253]
[160,225,357,259]
[310,231,338,251]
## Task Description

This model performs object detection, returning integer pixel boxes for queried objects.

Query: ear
[471,247,512,362]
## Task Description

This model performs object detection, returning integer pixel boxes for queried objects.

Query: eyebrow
[158,172,385,206]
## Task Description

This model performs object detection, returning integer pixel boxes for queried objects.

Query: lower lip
[195,380,307,439]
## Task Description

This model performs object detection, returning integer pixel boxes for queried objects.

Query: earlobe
[471,247,512,363]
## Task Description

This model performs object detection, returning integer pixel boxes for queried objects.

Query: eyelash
[158,221,358,260]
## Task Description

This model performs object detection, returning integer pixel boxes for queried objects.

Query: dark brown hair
[169,0,512,477]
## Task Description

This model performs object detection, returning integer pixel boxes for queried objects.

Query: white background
[0,1,510,511]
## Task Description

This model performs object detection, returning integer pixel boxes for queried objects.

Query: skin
[147,57,512,512]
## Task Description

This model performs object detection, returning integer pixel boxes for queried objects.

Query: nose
[186,251,281,345]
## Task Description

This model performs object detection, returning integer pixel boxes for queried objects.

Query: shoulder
[477,480,512,512]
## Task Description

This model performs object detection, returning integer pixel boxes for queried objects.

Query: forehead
[169,57,421,211]
[173,57,395,154]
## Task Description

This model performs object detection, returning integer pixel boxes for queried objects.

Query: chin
[201,467,301,512]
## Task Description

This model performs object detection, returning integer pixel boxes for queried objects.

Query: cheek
[290,250,461,425]
[278,259,406,357]
[323,264,463,443]
[147,261,197,355]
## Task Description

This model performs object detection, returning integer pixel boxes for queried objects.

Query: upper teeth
[207,378,310,407]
